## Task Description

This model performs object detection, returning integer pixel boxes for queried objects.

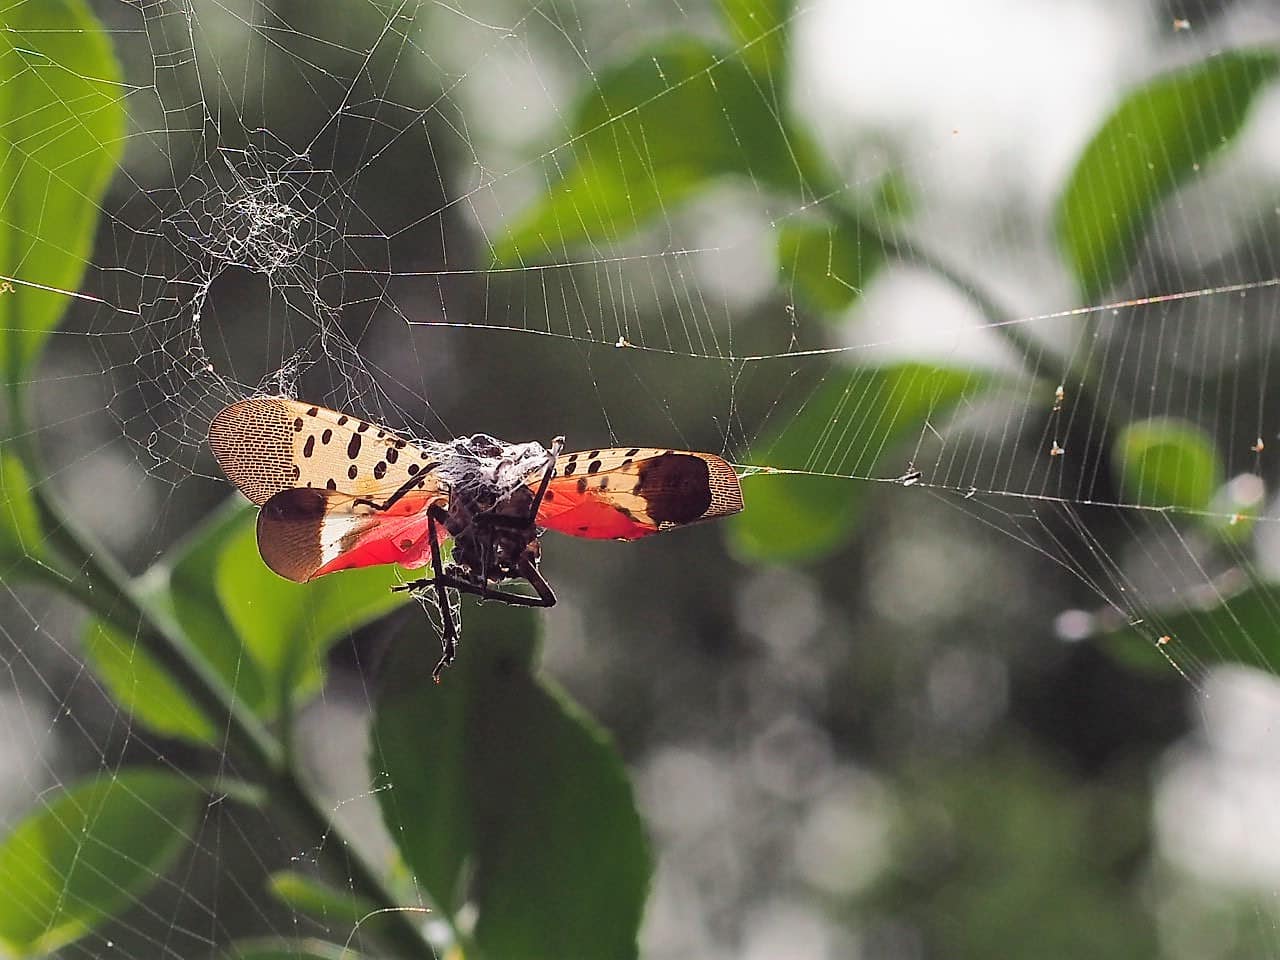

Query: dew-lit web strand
[934,487,1206,686]
[402,277,1280,360]
[170,0,506,440]
[0,593,282,953]
[13,0,1280,949]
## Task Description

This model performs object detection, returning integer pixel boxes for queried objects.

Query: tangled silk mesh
[6,0,1280,957]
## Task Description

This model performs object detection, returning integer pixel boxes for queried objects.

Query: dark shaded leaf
[0,770,200,956]
[731,363,990,562]
[496,37,819,263]
[1113,417,1221,511]
[0,0,125,381]
[373,603,651,960]
[1056,50,1280,298]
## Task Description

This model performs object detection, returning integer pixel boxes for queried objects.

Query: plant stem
[17,458,436,958]
[831,205,1096,394]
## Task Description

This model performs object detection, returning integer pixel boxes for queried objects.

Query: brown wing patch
[209,396,444,505]
[257,487,332,582]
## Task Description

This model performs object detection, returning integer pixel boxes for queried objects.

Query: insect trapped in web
[208,397,745,679]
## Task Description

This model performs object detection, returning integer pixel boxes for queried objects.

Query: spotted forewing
[536,447,743,540]
[208,396,445,506]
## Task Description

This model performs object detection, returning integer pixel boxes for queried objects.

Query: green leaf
[229,939,366,960]
[373,603,651,960]
[1113,417,1222,511]
[1105,578,1280,676]
[777,217,885,314]
[0,0,125,382]
[731,363,990,562]
[267,871,379,930]
[1056,50,1280,299]
[0,770,200,956]
[216,521,410,715]
[496,37,818,263]
[83,620,218,744]
[717,0,790,78]
[0,452,41,566]
[81,501,267,744]
[165,500,269,712]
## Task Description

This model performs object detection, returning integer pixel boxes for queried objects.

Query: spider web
[4,0,1280,957]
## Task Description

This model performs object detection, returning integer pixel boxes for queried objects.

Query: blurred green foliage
[731,363,991,561]
[1113,417,1223,512]
[0,0,1278,958]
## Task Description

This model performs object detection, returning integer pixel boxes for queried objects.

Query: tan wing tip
[208,397,298,506]
[700,454,744,520]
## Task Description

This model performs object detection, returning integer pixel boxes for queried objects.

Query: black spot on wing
[636,454,712,524]
[348,465,358,480]
[348,433,362,459]
[374,461,388,480]
[321,428,332,444]
[303,435,315,458]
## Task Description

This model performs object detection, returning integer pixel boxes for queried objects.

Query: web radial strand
[5,0,1280,957]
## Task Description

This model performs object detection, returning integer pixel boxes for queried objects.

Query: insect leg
[517,558,557,607]
[422,503,457,682]
[528,436,565,518]
[397,572,553,608]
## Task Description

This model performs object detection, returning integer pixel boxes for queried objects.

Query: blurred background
[7,0,1280,957]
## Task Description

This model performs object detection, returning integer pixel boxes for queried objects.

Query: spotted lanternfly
[208,396,744,679]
